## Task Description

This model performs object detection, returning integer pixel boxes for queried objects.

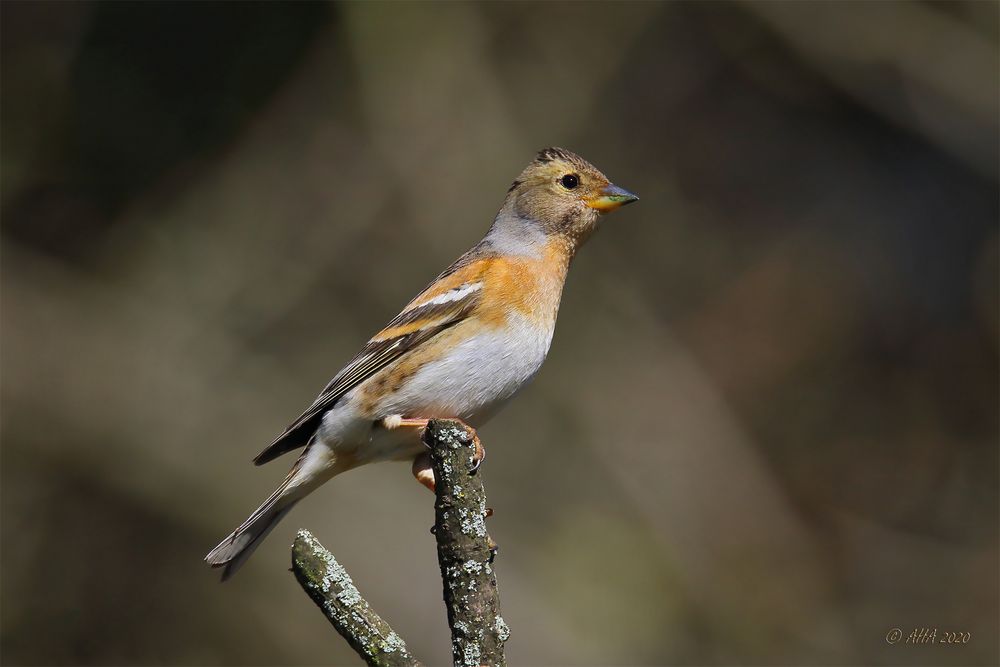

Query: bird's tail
[207,443,343,580]
[205,471,302,581]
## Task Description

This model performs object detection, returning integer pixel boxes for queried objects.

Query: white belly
[379,315,554,425]
[316,315,556,465]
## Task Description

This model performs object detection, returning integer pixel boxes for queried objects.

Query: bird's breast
[377,313,556,425]
[359,241,570,427]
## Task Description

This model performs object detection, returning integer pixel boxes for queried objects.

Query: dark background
[2,1,997,665]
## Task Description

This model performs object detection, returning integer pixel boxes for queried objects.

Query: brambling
[206,147,638,579]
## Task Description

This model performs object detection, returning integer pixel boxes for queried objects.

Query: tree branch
[425,419,508,667]
[290,419,507,667]
[291,530,422,667]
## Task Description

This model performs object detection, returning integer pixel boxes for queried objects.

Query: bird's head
[503,147,638,247]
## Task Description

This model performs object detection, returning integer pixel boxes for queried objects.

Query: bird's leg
[384,415,486,470]
[382,415,429,430]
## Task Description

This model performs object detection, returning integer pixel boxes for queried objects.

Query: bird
[205,147,638,580]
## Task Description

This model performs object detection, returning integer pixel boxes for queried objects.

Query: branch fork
[291,419,507,667]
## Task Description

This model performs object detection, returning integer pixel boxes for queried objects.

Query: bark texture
[292,530,422,667]
[425,419,508,667]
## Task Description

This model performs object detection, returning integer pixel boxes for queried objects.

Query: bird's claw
[469,436,486,474]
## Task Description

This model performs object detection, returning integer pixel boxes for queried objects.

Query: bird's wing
[253,258,490,465]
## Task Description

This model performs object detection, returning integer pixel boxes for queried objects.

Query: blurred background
[2,1,997,665]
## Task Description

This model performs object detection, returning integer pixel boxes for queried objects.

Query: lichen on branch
[425,419,508,667]
[291,530,422,667]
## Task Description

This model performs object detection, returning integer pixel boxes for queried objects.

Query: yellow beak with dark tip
[585,183,640,212]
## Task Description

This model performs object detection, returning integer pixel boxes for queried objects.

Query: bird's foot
[411,451,436,493]
[430,419,485,472]
[387,416,485,471]
[409,419,486,493]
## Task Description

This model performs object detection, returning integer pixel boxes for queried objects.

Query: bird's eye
[560,174,579,190]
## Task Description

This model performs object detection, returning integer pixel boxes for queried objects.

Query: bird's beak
[585,183,639,212]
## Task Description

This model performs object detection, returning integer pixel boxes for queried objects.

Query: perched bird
[206,147,638,579]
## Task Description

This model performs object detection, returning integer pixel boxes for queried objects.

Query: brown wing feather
[252,281,483,465]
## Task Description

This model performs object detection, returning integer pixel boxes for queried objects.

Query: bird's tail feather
[207,442,343,580]
[205,473,301,581]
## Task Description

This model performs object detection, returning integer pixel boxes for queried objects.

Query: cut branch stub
[424,419,509,667]
[291,530,422,667]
